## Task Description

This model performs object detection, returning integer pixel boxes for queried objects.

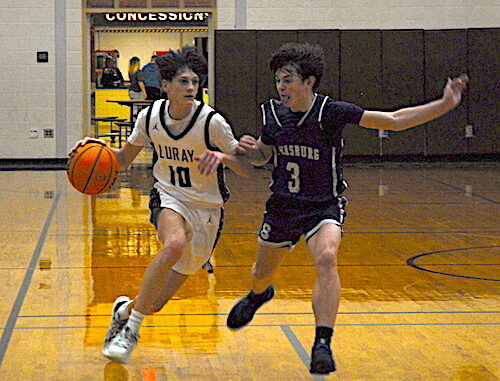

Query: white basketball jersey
[128,100,238,207]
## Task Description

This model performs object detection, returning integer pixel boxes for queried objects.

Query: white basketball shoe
[102,296,131,352]
[102,326,139,364]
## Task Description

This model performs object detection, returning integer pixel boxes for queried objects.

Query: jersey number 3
[286,162,300,193]
[168,165,192,187]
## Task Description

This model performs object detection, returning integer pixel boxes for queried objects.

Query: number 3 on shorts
[260,223,271,240]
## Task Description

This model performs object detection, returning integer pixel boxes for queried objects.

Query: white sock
[126,309,146,335]
[116,300,132,320]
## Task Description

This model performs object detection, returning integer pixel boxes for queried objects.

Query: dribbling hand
[69,137,106,155]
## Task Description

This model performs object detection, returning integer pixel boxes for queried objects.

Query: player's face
[275,67,314,111]
[162,68,199,108]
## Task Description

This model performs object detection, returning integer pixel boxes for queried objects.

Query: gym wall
[0,0,497,160]
[215,28,499,158]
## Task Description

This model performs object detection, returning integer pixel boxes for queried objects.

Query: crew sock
[314,326,333,346]
[126,309,146,335]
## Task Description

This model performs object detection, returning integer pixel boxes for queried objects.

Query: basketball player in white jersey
[70,46,253,363]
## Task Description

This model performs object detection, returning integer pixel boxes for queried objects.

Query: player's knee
[157,237,186,266]
[314,248,338,271]
[166,234,188,255]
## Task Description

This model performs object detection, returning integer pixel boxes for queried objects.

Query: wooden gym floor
[0,163,498,380]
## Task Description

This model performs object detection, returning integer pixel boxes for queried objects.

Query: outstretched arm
[359,74,469,131]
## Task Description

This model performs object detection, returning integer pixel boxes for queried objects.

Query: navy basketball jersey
[260,94,364,203]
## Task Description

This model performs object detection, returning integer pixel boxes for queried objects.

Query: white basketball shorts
[149,189,223,275]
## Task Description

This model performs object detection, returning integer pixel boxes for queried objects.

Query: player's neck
[290,92,315,112]
[168,102,194,120]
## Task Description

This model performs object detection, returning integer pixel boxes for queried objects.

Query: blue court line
[350,226,499,229]
[1,262,498,271]
[3,225,498,235]
[407,245,500,281]
[281,325,326,380]
[1,262,499,271]
[3,225,499,232]
[345,230,499,234]
[1,227,498,235]
[16,310,500,318]
[0,194,60,367]
[1,322,498,330]
[418,175,499,204]
[41,229,500,236]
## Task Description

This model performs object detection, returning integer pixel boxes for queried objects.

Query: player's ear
[306,76,316,88]
[161,79,170,92]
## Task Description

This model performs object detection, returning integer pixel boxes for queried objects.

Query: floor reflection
[2,165,495,379]
[103,362,129,381]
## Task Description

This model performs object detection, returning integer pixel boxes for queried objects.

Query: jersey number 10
[168,165,192,187]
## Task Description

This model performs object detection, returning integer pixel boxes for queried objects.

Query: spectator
[128,57,146,100]
[142,55,162,100]
[101,57,124,88]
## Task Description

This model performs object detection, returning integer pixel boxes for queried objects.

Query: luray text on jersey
[277,144,320,161]
[154,143,195,163]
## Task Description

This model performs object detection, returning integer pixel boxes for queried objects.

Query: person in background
[142,55,162,101]
[128,56,146,100]
[101,57,124,88]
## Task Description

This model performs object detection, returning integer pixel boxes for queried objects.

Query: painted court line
[1,262,498,271]
[281,325,326,381]
[0,194,60,367]
[2,322,498,331]
[407,245,499,281]
[419,175,499,204]
[15,310,500,319]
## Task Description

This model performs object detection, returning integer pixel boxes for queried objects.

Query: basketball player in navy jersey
[227,42,468,374]
[71,46,253,364]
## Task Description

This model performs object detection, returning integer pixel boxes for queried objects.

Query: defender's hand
[442,74,469,108]
[236,135,259,155]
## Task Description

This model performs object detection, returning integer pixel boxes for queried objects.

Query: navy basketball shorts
[257,195,347,249]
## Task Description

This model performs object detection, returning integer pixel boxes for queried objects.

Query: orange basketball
[67,142,119,195]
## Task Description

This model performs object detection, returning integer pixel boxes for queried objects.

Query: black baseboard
[0,154,498,171]
[343,153,499,163]
[0,158,68,171]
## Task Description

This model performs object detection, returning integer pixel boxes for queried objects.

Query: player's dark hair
[269,42,325,90]
[156,46,208,83]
